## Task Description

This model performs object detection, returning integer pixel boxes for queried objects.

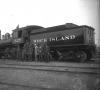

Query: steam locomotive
[0,23,96,62]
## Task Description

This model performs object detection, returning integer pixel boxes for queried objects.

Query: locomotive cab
[12,29,22,38]
[12,29,23,44]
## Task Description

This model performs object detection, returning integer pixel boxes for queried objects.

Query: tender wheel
[75,51,87,62]
[50,50,63,61]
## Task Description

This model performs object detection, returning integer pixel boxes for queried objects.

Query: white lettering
[61,36,65,40]
[51,38,56,41]
[55,37,58,41]
[65,36,70,40]
[33,34,76,43]
[14,38,21,42]
[49,38,52,42]
[44,38,47,42]
[70,35,75,39]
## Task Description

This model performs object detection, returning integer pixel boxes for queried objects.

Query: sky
[0,0,99,45]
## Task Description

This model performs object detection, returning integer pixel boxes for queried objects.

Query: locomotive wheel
[75,51,87,62]
[50,50,62,61]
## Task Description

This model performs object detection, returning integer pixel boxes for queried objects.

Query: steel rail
[0,81,60,90]
[0,63,100,74]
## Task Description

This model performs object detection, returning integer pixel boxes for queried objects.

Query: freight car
[0,23,96,62]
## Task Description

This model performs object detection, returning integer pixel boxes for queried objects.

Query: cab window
[18,30,22,38]
[13,31,18,38]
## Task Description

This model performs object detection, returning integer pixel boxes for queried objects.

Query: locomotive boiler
[0,23,96,62]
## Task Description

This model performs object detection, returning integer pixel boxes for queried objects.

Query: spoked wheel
[50,50,63,61]
[75,51,87,62]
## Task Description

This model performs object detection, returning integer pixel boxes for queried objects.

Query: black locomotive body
[0,23,96,62]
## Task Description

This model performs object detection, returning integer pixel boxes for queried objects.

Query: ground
[0,66,100,90]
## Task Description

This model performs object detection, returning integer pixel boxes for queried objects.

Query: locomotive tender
[0,23,96,62]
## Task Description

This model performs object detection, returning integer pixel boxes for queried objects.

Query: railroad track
[0,81,60,90]
[0,60,100,74]
[0,59,100,90]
